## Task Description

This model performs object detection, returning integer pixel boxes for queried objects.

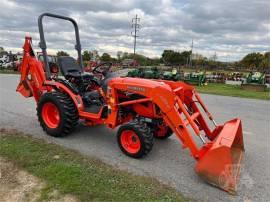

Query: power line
[131,14,140,58]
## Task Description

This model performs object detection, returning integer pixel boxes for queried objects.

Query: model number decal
[127,86,145,92]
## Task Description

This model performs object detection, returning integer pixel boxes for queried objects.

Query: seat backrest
[58,56,81,76]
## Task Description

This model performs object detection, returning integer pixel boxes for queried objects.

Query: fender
[44,80,84,111]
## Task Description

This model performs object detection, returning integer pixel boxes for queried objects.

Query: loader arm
[108,77,244,194]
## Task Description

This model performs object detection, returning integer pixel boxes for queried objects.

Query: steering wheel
[92,62,112,77]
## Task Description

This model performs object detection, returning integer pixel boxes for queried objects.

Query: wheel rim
[120,130,141,154]
[42,102,60,128]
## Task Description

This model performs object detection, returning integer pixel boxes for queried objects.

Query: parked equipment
[184,71,206,86]
[17,13,244,194]
[127,67,144,78]
[246,72,266,84]
[142,66,161,79]
[226,72,243,81]
[241,72,267,91]
[162,68,181,81]
[206,72,226,84]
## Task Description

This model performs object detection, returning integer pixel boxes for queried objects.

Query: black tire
[37,91,79,137]
[117,119,153,158]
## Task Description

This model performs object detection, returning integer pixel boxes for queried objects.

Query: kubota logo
[127,86,145,92]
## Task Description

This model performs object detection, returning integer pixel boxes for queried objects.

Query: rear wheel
[37,91,78,137]
[117,119,153,158]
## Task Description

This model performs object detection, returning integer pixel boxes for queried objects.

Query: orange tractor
[17,13,244,194]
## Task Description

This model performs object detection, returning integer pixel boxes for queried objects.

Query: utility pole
[225,53,229,68]
[131,14,140,59]
[189,39,193,68]
[213,52,217,61]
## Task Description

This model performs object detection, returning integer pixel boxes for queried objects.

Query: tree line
[2,45,266,70]
[56,50,160,66]
[240,52,270,70]
[57,49,270,70]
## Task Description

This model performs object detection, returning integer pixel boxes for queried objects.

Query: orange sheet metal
[195,118,244,194]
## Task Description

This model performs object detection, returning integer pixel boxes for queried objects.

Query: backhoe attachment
[16,37,47,102]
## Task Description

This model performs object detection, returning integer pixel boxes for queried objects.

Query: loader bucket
[195,118,244,194]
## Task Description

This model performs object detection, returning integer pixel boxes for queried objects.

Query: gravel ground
[0,74,270,201]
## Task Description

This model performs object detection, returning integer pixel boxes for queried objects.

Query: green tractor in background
[241,71,267,91]
[184,71,206,86]
[127,67,145,78]
[127,67,161,79]
[143,66,161,79]
[161,68,181,81]
[246,71,266,84]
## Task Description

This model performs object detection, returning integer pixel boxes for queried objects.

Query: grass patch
[196,83,270,100]
[0,69,19,74]
[0,129,187,202]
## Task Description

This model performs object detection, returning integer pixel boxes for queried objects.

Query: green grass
[0,129,187,202]
[0,69,19,74]
[196,83,270,100]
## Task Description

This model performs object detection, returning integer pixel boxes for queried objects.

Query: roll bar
[38,13,83,79]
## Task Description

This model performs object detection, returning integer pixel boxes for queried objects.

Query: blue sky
[0,0,269,61]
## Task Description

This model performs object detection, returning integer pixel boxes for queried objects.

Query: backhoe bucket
[16,80,33,98]
[195,118,244,194]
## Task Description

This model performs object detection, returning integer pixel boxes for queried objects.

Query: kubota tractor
[17,13,244,194]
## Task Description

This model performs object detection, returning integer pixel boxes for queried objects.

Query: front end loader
[16,13,244,194]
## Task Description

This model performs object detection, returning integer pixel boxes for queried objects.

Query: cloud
[0,0,269,61]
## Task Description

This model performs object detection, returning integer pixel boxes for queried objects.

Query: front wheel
[117,120,153,158]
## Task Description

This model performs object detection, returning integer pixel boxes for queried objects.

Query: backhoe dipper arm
[18,37,32,86]
[16,37,47,101]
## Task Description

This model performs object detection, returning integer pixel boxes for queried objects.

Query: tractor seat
[58,56,93,80]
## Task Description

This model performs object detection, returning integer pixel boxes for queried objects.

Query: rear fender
[44,81,84,111]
